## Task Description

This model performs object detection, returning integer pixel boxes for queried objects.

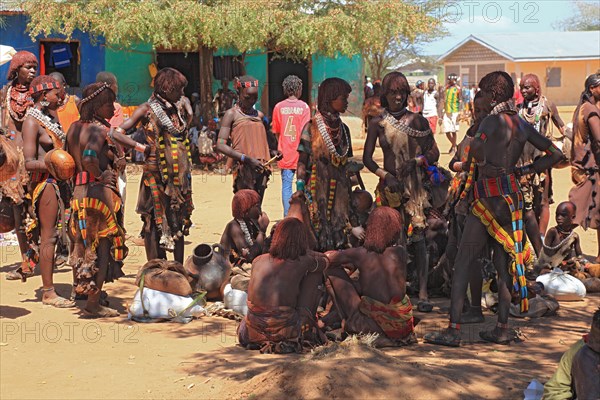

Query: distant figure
[443,74,460,154]
[410,80,424,113]
[271,75,310,216]
[49,71,79,133]
[422,78,441,133]
[364,76,374,100]
[213,78,238,118]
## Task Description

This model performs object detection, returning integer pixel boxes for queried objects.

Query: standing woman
[22,75,74,307]
[518,73,565,243]
[296,78,355,251]
[424,72,563,346]
[67,82,145,317]
[118,67,192,263]
[215,75,276,202]
[569,73,600,262]
[1,51,38,281]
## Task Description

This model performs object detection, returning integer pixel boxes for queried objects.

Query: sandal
[479,327,513,345]
[423,328,461,347]
[6,264,36,282]
[6,269,34,282]
[82,306,120,318]
[417,300,433,313]
[42,287,76,308]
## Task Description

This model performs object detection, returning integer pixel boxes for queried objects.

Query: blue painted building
[1,11,364,116]
[1,13,105,96]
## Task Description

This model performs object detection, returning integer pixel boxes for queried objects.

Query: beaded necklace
[148,95,186,136]
[25,107,66,147]
[519,96,545,132]
[382,110,432,138]
[490,99,517,115]
[7,84,31,122]
[236,104,258,117]
[314,112,349,158]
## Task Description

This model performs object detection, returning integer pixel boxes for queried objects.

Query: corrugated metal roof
[0,0,23,13]
[439,31,600,62]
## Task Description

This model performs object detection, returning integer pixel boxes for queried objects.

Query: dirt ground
[1,115,598,400]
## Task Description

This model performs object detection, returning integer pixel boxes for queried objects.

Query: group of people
[1,50,599,392]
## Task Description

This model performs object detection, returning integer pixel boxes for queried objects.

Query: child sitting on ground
[536,201,586,275]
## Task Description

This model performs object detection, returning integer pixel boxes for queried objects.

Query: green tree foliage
[554,1,600,31]
[22,0,446,116]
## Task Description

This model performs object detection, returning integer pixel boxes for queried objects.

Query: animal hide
[379,117,429,229]
[136,258,193,297]
[310,123,351,250]
[535,233,577,271]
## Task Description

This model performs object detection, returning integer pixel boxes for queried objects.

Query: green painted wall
[311,53,364,117]
[212,49,268,112]
[105,43,155,106]
[212,49,364,116]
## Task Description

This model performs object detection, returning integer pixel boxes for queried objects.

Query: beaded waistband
[75,171,95,185]
[474,173,520,199]
[30,171,49,184]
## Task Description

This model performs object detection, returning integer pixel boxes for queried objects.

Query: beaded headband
[234,80,259,89]
[29,81,60,95]
[79,82,110,106]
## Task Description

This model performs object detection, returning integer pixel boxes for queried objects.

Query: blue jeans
[281,169,295,217]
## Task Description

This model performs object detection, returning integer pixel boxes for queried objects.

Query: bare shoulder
[544,227,559,241]
[409,112,431,131]
[257,110,265,119]
[137,102,150,112]
[368,115,384,127]
[385,246,406,258]
[222,107,236,121]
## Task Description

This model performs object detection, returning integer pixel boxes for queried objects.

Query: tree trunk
[198,42,214,124]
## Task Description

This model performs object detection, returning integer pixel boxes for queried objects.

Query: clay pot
[0,197,15,233]
[184,243,231,300]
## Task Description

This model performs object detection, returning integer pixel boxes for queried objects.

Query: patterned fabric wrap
[471,194,532,313]
[69,184,127,295]
[358,295,414,340]
[303,122,352,251]
[238,301,302,353]
[138,107,193,247]
[25,178,66,268]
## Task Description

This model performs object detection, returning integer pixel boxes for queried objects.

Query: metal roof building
[438,31,600,105]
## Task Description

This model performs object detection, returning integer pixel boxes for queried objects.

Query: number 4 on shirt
[283,116,297,142]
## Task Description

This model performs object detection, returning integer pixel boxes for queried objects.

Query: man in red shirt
[271,75,310,216]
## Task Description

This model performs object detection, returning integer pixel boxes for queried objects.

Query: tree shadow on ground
[0,305,31,319]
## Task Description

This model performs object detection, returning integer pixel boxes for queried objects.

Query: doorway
[156,51,199,98]
[267,54,309,118]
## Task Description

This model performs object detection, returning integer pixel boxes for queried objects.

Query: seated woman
[325,207,416,347]
[238,217,328,353]
[220,189,269,290]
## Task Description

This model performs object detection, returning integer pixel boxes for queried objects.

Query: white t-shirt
[423,90,438,118]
